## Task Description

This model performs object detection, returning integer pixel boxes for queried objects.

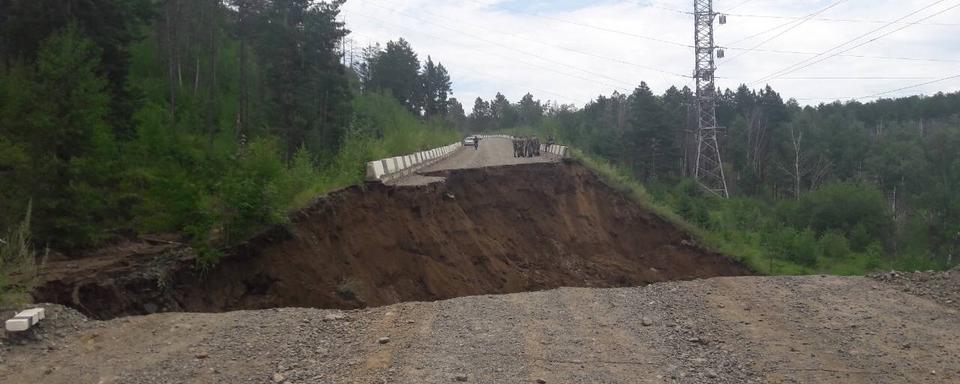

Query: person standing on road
[473,135,481,150]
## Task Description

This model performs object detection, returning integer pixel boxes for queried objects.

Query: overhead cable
[751,0,957,85]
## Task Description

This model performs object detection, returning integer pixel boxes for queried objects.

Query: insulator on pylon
[717,49,725,58]
[719,14,727,24]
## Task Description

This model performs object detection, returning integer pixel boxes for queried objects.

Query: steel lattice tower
[693,0,729,198]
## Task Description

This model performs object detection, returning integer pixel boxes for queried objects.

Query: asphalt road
[390,137,559,186]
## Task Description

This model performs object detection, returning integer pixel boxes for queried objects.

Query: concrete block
[372,160,386,180]
[5,318,30,332]
[17,308,44,322]
[5,307,45,332]
[364,162,378,181]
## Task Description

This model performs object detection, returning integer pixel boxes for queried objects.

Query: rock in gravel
[641,316,653,326]
[536,379,546,384]
[323,313,347,322]
[272,372,285,383]
[195,352,209,359]
[454,373,469,381]
[378,337,391,344]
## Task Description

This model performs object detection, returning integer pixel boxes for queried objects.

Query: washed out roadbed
[3,274,958,383]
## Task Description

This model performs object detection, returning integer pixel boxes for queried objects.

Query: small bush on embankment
[0,202,45,306]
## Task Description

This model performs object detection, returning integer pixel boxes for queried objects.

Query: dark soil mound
[33,161,750,319]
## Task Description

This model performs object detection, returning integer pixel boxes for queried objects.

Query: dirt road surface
[3,274,958,383]
[391,137,558,186]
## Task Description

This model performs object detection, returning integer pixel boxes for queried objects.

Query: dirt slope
[32,161,748,319]
[3,275,958,383]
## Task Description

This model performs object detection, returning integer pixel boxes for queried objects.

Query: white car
[462,136,476,146]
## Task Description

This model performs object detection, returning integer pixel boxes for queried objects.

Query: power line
[722,46,960,63]
[723,0,756,12]
[751,0,957,85]
[725,0,849,63]
[362,0,638,91]
[723,11,960,26]
[726,0,849,46]
[374,0,690,79]
[783,76,941,80]
[793,73,960,102]
[345,11,608,104]
[854,73,960,100]
[722,76,943,80]
[349,29,586,105]
[463,0,694,48]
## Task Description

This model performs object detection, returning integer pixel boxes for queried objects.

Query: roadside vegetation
[490,84,959,275]
[0,202,44,306]
[0,1,459,267]
[1,1,956,282]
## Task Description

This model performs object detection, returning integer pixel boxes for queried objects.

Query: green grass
[0,202,45,306]
[569,148,816,276]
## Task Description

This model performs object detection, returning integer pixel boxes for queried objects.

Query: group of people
[512,136,541,158]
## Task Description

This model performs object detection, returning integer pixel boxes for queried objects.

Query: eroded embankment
[33,161,750,319]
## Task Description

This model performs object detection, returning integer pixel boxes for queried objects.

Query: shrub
[781,182,892,251]
[0,202,45,306]
[820,231,851,260]
[218,138,288,244]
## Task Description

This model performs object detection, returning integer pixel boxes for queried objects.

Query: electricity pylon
[693,0,729,198]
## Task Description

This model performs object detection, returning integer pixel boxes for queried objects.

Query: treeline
[0,0,458,262]
[468,85,960,273]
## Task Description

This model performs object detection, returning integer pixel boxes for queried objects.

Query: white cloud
[341,0,960,107]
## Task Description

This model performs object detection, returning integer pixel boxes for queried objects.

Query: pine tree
[626,82,671,180]
[518,93,543,126]
[490,92,515,130]
[0,0,150,137]
[446,97,466,127]
[470,97,491,131]
[11,25,116,247]
[362,38,420,112]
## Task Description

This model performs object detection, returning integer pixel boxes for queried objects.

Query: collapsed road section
[32,159,750,319]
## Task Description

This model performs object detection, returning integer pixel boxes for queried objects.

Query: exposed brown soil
[32,161,750,319]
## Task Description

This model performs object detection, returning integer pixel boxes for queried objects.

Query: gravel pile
[3,276,959,383]
[869,266,960,310]
[1,304,90,365]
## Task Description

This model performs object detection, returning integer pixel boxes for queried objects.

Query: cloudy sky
[339,0,960,107]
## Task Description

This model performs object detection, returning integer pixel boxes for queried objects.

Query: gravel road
[3,274,957,383]
[391,137,559,186]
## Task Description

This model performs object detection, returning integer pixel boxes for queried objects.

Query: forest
[0,0,460,266]
[1,0,957,281]
[464,85,960,273]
